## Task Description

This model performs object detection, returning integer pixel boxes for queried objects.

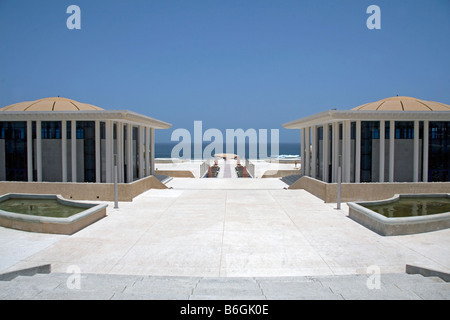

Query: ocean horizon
[155,142,300,160]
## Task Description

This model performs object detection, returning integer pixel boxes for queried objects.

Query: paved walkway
[0,178,449,299]
[216,159,238,179]
[167,177,287,189]
[1,179,449,277]
[223,159,232,178]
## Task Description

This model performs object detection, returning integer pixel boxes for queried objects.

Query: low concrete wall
[155,170,195,178]
[289,176,327,201]
[289,176,450,203]
[261,169,301,178]
[0,175,167,202]
[0,264,51,281]
[124,175,168,200]
[406,264,450,282]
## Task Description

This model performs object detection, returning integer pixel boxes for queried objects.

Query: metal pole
[114,154,119,209]
[337,155,342,210]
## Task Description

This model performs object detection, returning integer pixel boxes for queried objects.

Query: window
[76,121,96,182]
[395,121,414,139]
[429,121,450,182]
[41,121,61,139]
[0,121,28,181]
[360,121,380,182]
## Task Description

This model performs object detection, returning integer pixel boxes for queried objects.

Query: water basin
[0,193,107,235]
[363,196,450,218]
[0,198,86,218]
[347,194,450,236]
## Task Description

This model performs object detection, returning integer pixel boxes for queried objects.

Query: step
[258,278,341,300]
[1,272,449,300]
[280,175,302,186]
[154,174,173,184]
[192,278,264,298]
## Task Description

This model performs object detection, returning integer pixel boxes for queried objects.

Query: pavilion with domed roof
[0,97,171,183]
[283,96,450,183]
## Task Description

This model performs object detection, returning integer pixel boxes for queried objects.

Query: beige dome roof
[352,96,450,111]
[0,97,104,112]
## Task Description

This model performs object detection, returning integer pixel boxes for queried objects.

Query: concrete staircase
[1,272,448,300]
[154,174,173,185]
[280,174,303,187]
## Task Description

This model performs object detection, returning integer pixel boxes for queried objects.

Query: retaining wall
[289,176,450,203]
[0,175,167,202]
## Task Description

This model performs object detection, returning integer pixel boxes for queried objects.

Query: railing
[200,160,211,178]
[245,159,255,178]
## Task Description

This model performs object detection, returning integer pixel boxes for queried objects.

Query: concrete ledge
[289,176,327,200]
[0,264,51,281]
[406,264,450,282]
[261,169,301,178]
[0,175,167,202]
[155,170,195,178]
[289,176,450,203]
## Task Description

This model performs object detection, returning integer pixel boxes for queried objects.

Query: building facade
[283,96,450,183]
[0,97,171,183]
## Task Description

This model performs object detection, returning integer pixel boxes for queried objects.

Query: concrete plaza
[1,178,449,279]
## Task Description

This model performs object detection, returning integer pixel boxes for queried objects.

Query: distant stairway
[280,174,303,186]
[154,174,173,185]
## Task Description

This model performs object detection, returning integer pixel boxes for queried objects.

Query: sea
[155,142,300,160]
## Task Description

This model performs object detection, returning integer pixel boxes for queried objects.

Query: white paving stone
[0,178,449,280]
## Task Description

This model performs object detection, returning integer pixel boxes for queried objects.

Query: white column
[300,128,305,176]
[145,127,151,176]
[117,122,124,183]
[355,120,361,183]
[332,122,339,182]
[331,123,336,182]
[126,124,133,182]
[95,120,101,183]
[322,123,329,182]
[138,126,144,179]
[304,127,310,177]
[311,125,317,178]
[343,120,351,183]
[105,120,113,183]
[27,120,33,182]
[423,120,429,182]
[109,121,115,182]
[61,121,67,182]
[71,120,77,182]
[389,120,395,182]
[413,120,419,182]
[379,120,385,182]
[36,120,42,182]
[150,128,155,175]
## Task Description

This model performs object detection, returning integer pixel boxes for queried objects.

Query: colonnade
[300,120,429,183]
[27,119,155,183]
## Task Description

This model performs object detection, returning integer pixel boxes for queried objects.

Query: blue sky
[1,0,449,143]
